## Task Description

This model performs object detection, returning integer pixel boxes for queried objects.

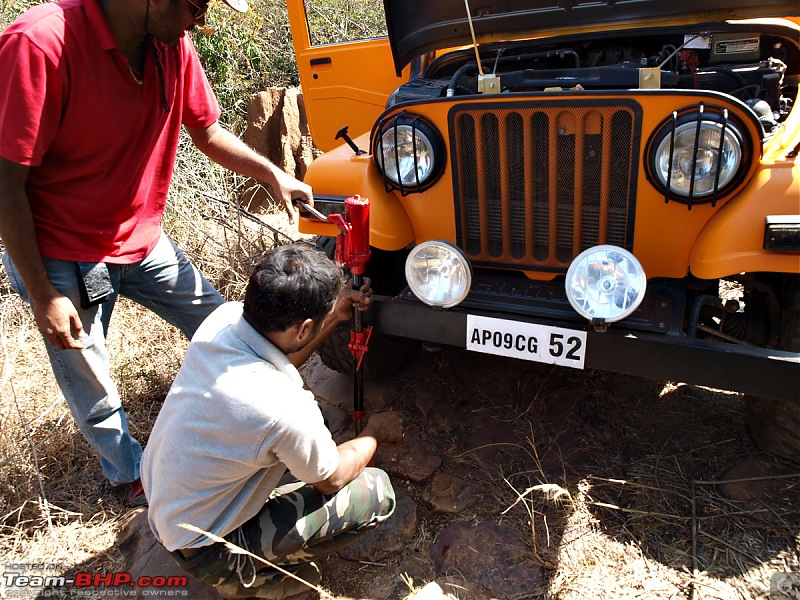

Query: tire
[314,236,418,377]
[744,275,800,462]
[317,322,417,378]
[745,396,800,462]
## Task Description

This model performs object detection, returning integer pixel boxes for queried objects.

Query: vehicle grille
[450,100,641,272]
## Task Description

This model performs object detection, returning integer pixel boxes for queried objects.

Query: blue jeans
[3,232,224,485]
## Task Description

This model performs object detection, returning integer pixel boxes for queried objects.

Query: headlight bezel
[405,240,473,309]
[372,112,446,195]
[645,103,753,208]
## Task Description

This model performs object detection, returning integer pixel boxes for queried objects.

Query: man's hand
[284,277,373,368]
[186,123,313,226]
[333,277,374,322]
[34,294,85,350]
[363,411,404,445]
[0,157,84,350]
[313,410,404,494]
[272,169,313,226]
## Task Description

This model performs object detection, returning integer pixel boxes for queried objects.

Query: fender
[298,134,415,250]
[690,159,800,279]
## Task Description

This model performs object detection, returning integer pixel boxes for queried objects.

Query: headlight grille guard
[371,111,444,196]
[648,102,751,210]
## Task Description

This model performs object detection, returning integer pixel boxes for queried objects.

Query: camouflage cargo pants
[171,468,395,599]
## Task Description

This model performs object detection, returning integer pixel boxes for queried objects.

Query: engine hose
[446,48,580,96]
[447,63,481,96]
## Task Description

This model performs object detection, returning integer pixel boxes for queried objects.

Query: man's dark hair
[243,243,345,333]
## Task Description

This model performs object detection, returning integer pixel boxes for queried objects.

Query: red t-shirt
[0,0,221,263]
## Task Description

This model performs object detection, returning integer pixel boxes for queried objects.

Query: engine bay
[387,24,800,137]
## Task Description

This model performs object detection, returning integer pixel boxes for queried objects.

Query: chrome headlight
[374,113,445,193]
[405,241,472,308]
[647,106,749,205]
[565,245,646,323]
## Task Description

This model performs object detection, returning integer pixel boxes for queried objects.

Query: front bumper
[364,294,800,404]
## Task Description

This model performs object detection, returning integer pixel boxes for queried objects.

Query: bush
[192,0,299,129]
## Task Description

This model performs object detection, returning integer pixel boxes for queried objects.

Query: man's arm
[0,157,84,349]
[186,122,313,225]
[312,411,403,495]
[285,278,374,368]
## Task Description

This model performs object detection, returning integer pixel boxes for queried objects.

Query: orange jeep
[287,0,800,460]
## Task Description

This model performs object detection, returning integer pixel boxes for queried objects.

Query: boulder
[429,521,543,598]
[338,486,419,562]
[117,508,223,599]
[376,431,442,483]
[242,87,322,213]
[420,473,483,514]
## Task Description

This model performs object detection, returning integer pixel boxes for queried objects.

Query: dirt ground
[301,341,800,600]
[0,289,798,600]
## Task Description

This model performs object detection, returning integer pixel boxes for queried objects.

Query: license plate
[466,315,587,369]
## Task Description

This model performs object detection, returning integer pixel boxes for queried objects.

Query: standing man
[0,0,312,505]
[142,243,403,600]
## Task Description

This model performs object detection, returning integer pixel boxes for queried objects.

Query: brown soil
[299,343,800,599]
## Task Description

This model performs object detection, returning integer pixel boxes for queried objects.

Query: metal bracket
[478,74,501,94]
[349,325,374,371]
[639,67,661,89]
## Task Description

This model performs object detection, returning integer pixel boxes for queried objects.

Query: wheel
[744,275,800,462]
[745,396,800,461]
[315,237,418,377]
[317,321,417,377]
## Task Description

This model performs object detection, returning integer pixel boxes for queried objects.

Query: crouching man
[141,243,402,599]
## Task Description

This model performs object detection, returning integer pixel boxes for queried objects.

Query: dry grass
[523,474,799,599]
[491,372,800,600]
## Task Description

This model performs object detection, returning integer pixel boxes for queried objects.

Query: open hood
[384,0,800,75]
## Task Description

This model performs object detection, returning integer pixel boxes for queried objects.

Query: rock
[465,421,523,475]
[318,400,352,441]
[393,556,435,599]
[338,487,419,562]
[429,521,543,598]
[363,376,403,411]
[303,355,395,413]
[303,356,352,409]
[117,508,224,599]
[376,431,442,483]
[414,390,439,421]
[414,390,471,436]
[420,473,482,514]
[242,87,322,213]
[719,454,800,505]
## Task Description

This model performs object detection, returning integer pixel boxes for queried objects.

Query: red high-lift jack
[298,196,372,435]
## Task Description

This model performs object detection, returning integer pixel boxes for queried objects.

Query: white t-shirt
[141,302,339,551]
